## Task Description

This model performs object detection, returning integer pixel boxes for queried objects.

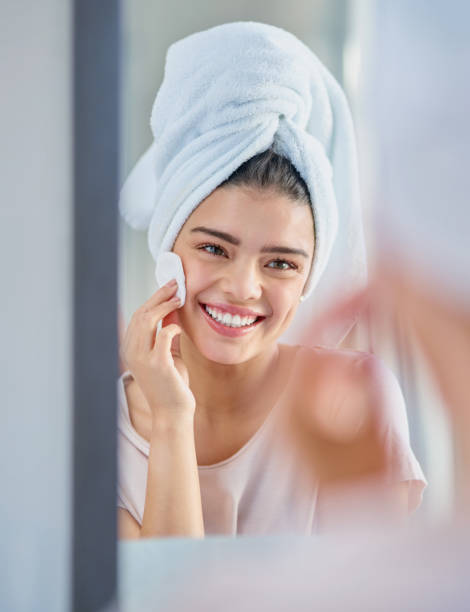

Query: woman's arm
[118,508,141,540]
[388,481,412,519]
[139,413,204,538]
[118,280,204,539]
[117,416,204,540]
[290,349,424,528]
[117,424,204,541]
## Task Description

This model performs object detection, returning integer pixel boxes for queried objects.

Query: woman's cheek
[183,258,208,293]
[265,295,287,329]
[180,262,211,321]
[276,289,302,328]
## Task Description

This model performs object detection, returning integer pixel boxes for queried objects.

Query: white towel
[119,21,367,318]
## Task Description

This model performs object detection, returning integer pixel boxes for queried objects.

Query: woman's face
[172,185,315,364]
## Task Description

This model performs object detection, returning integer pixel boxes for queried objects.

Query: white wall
[0,2,72,610]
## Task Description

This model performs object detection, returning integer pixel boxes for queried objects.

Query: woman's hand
[119,279,196,422]
[287,350,387,486]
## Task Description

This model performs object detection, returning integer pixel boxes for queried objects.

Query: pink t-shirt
[117,345,427,535]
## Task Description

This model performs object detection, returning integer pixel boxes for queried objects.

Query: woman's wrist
[150,410,195,435]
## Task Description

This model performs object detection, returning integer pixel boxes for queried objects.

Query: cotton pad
[155,251,186,307]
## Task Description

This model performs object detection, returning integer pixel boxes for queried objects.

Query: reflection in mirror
[116,4,430,542]
[116,1,470,609]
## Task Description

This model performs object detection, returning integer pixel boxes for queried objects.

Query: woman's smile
[198,302,266,337]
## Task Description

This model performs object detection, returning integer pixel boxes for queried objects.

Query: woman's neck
[179,335,282,424]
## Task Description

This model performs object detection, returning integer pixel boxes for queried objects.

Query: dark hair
[219,147,312,206]
[218,147,315,254]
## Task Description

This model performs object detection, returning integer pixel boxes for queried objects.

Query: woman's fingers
[119,280,195,419]
[137,295,181,353]
[153,323,182,368]
[121,287,181,365]
[140,279,179,311]
[302,285,371,348]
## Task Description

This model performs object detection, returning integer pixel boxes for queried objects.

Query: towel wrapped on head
[119,21,367,342]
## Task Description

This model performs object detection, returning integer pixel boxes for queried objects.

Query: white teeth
[204,305,258,328]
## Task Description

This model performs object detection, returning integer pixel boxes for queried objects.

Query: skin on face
[171,185,315,367]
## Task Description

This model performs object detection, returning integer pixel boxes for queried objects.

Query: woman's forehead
[182,186,314,247]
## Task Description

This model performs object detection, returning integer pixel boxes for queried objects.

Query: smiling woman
[170,156,315,366]
[116,22,426,540]
[117,148,425,539]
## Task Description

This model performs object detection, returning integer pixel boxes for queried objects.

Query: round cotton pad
[155,251,186,307]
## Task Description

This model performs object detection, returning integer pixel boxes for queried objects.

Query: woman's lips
[203,301,265,318]
[199,303,265,337]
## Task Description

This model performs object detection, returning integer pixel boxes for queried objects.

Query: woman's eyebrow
[191,226,240,245]
[262,245,309,258]
[190,226,309,258]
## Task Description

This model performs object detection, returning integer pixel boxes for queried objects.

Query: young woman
[116,23,426,539]
[117,150,425,539]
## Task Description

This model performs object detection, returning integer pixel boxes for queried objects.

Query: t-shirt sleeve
[117,489,128,511]
[115,372,146,526]
[369,354,427,513]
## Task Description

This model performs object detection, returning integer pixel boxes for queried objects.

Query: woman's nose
[219,258,263,302]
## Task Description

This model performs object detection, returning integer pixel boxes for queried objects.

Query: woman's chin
[181,306,276,364]
[195,339,250,365]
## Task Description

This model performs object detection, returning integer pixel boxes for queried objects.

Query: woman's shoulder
[292,343,381,373]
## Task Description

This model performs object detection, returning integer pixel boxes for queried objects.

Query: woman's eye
[267,259,297,271]
[199,243,227,257]
[198,245,297,271]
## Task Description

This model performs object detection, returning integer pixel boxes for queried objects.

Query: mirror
[117,2,468,600]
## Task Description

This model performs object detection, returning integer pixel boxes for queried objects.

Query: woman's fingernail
[166,279,177,287]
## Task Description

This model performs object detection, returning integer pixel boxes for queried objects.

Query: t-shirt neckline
[118,344,303,470]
